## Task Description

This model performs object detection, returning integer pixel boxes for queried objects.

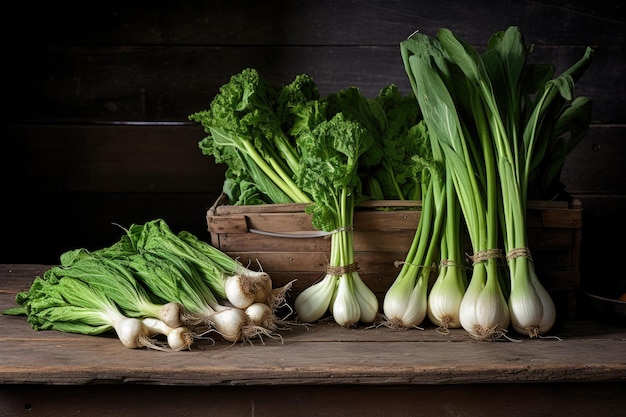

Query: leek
[427,168,468,332]
[382,128,446,328]
[437,27,593,337]
[401,31,511,340]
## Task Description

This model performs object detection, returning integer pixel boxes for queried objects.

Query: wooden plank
[2,383,625,417]
[208,215,249,234]
[561,126,626,194]
[6,1,622,46]
[3,124,225,193]
[0,193,221,265]
[4,45,622,123]
[3,126,622,198]
[1,318,625,386]
[2,265,624,388]
[218,233,332,252]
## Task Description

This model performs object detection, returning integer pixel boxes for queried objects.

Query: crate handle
[249,228,332,238]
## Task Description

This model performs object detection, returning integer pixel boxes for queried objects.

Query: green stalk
[427,162,468,330]
[229,129,311,203]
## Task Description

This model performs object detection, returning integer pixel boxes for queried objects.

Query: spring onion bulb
[113,316,161,349]
[142,317,194,351]
[332,273,361,327]
[427,173,467,332]
[224,272,272,309]
[353,272,380,323]
[427,260,466,332]
[383,266,429,328]
[293,274,337,323]
[156,302,186,330]
[458,261,510,340]
[507,254,556,337]
[245,302,275,329]
[205,305,255,343]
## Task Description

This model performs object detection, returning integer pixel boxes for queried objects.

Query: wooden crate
[207,194,582,318]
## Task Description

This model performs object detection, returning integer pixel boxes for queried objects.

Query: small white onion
[332,275,360,327]
[294,274,337,323]
[224,275,256,310]
[509,261,556,337]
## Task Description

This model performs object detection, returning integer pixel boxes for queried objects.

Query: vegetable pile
[190,26,592,339]
[4,26,593,347]
[189,70,423,327]
[400,27,592,338]
[4,219,292,350]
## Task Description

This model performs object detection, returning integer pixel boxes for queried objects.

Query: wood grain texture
[1,265,625,388]
[2,264,626,416]
[3,45,622,123]
[2,383,624,417]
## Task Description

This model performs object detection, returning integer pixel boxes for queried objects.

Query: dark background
[1,1,624,297]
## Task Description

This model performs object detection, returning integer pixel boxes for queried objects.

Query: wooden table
[1,264,625,416]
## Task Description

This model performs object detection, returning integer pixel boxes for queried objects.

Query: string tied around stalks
[439,259,460,268]
[326,262,359,275]
[466,249,504,266]
[506,247,533,262]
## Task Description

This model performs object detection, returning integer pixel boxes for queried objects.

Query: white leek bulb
[459,262,510,340]
[383,264,416,327]
[294,274,337,323]
[353,272,379,323]
[508,259,556,337]
[427,265,466,330]
[383,266,428,328]
[332,274,361,327]
[403,277,428,327]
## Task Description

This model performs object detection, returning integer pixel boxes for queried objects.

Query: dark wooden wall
[2,1,624,296]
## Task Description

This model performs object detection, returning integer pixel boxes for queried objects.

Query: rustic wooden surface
[2,264,626,416]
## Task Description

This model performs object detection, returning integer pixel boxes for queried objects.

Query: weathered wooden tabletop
[1,264,625,417]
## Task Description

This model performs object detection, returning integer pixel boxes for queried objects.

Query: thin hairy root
[269,279,297,311]
[377,316,424,331]
[137,335,172,352]
[468,326,522,342]
[436,325,450,335]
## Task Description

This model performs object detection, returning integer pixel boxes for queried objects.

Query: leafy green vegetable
[189,68,312,205]
[13,273,168,350]
[190,69,425,326]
